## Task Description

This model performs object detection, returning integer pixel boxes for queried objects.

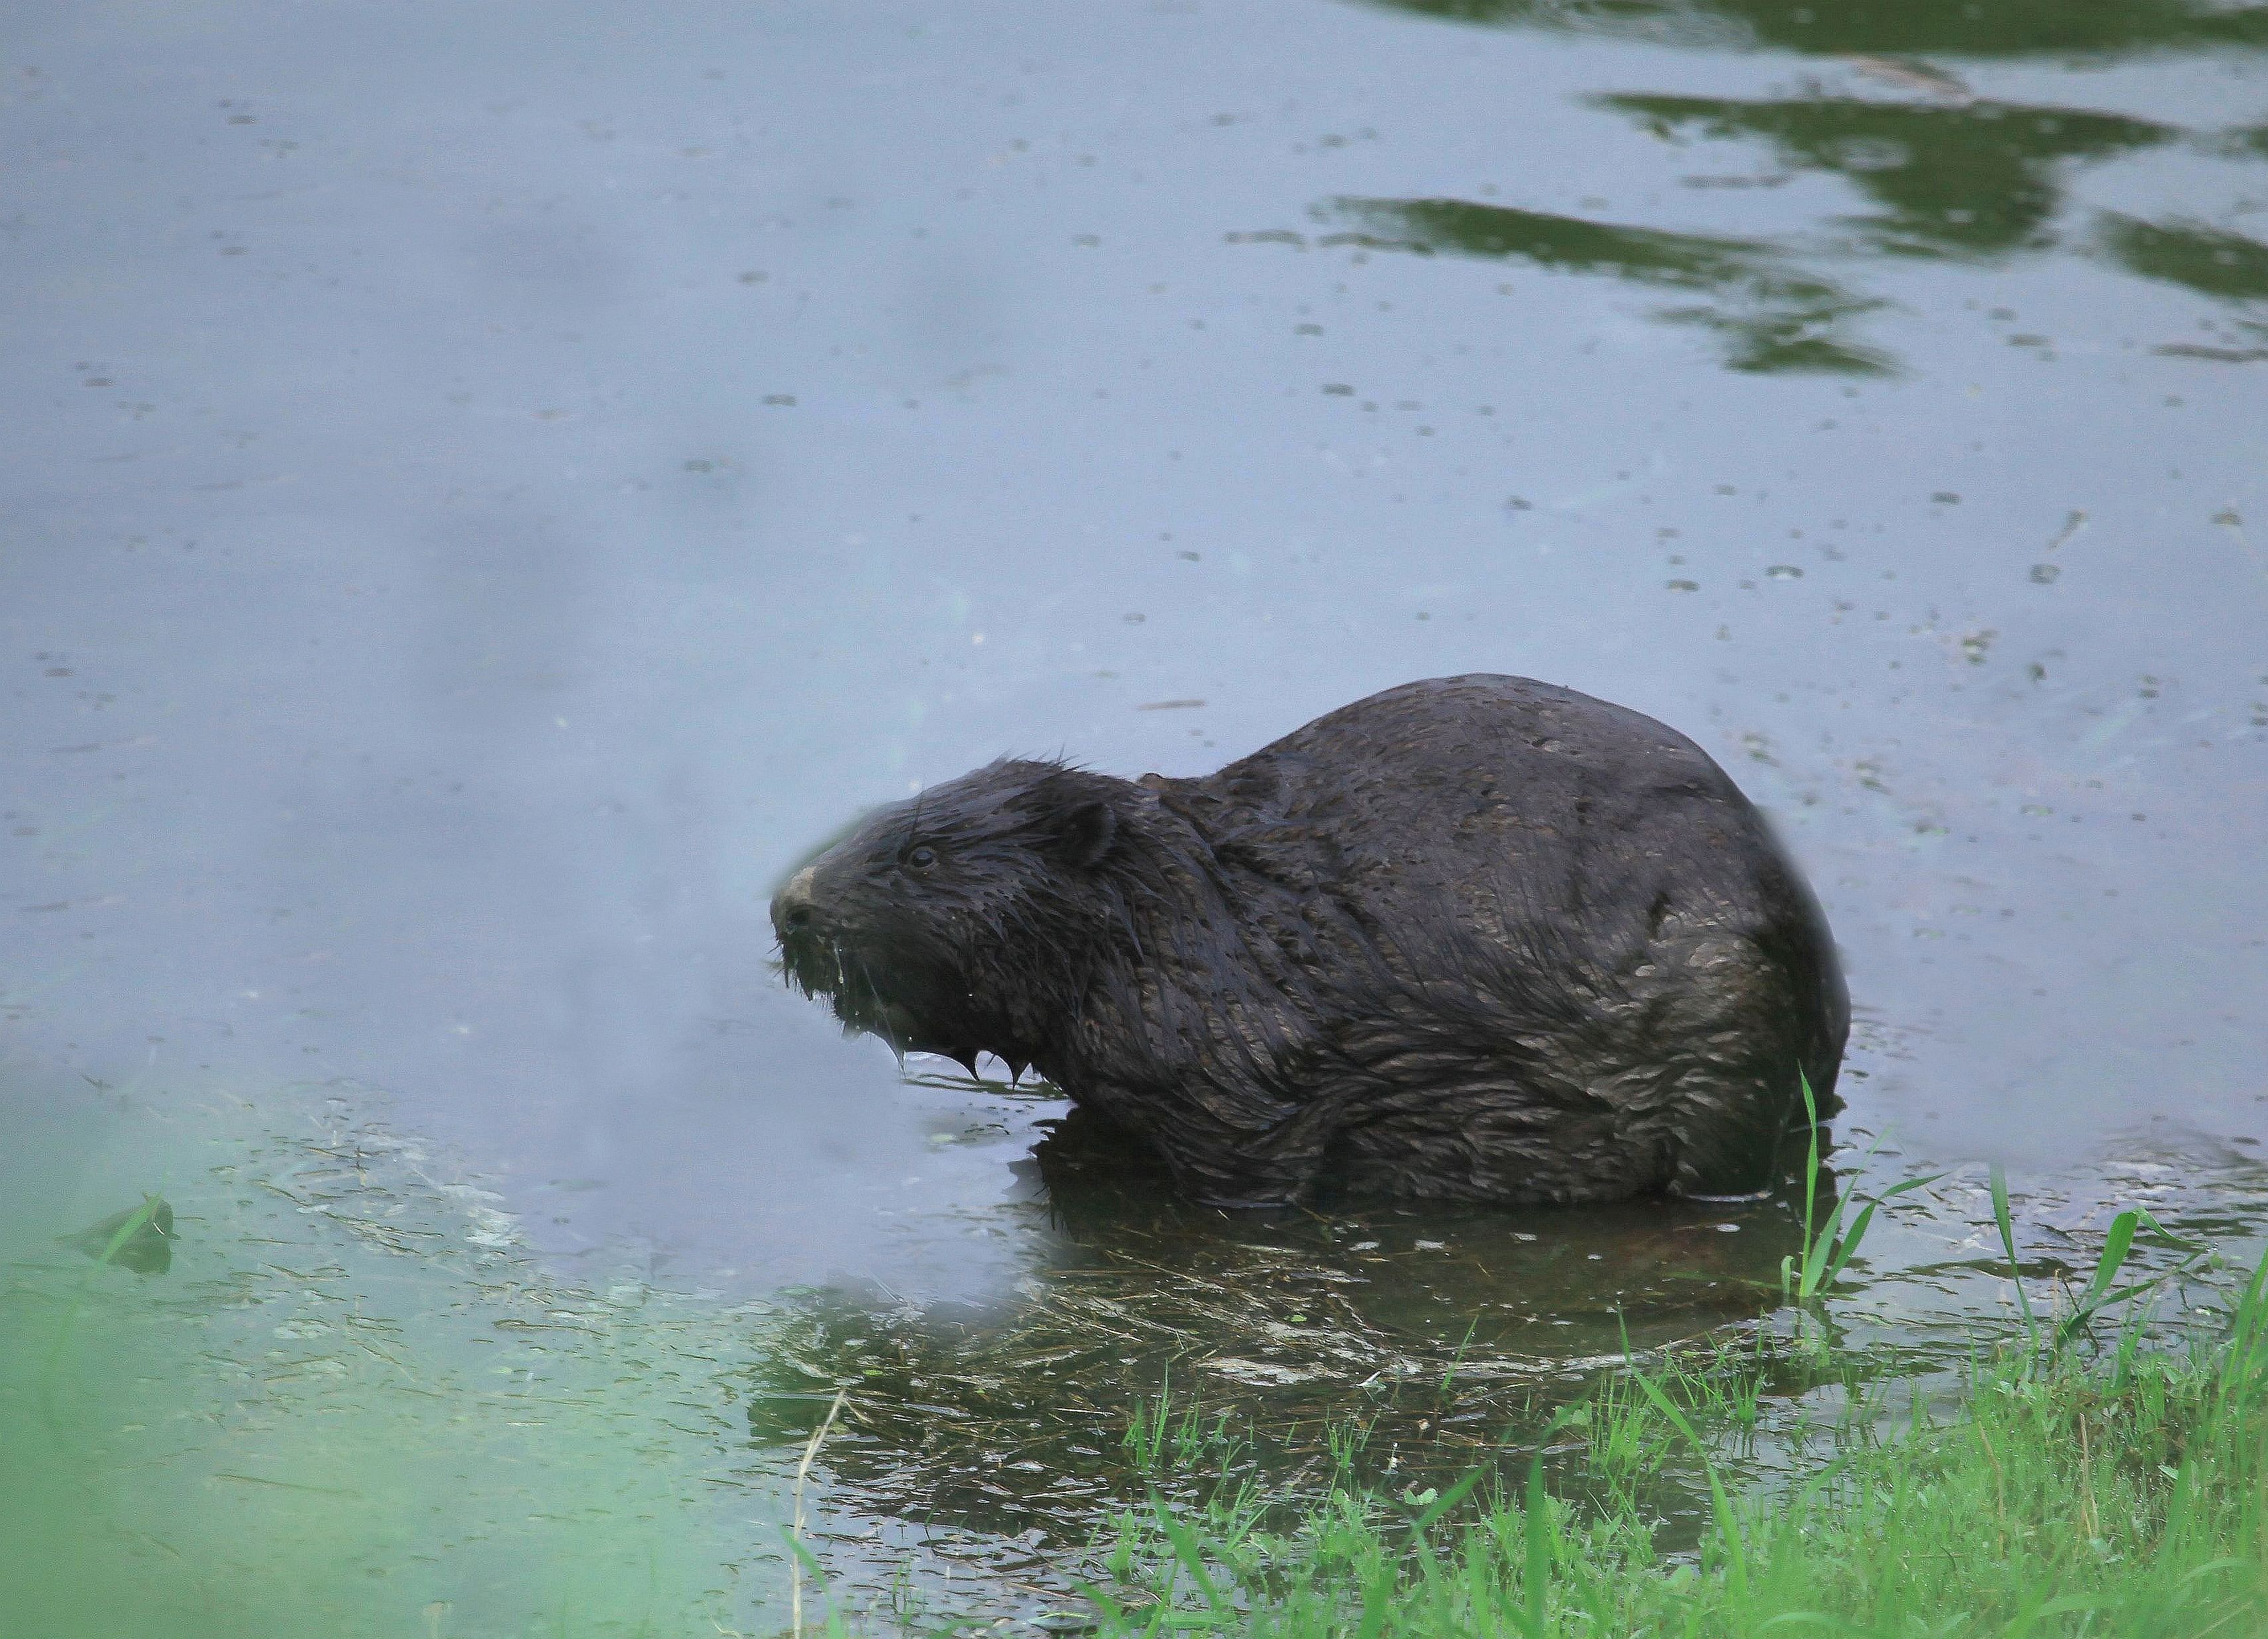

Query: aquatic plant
[1780,1071,1938,1322]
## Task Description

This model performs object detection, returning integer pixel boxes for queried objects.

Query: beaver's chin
[832,991,1026,1082]
[781,941,894,1035]
[801,978,928,1051]
[779,943,995,1068]
[843,1002,1007,1081]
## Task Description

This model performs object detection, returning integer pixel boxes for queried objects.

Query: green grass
[1085,1255,2268,1639]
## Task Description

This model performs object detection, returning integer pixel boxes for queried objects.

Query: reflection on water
[755,1106,2268,1623]
[772,1129,2268,1624]
[750,1091,2268,1542]
[746,1106,1811,1539]
[2108,213,2268,358]
[1301,93,2217,372]
[2103,213,2268,301]
[1314,197,1890,372]
[1357,0,2268,58]
[1602,97,2171,261]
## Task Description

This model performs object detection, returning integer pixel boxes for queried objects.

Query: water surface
[4,0,2265,1626]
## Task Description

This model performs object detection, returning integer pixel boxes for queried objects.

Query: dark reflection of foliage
[744,1110,1817,1541]
[1288,93,2192,372]
[1318,196,1891,373]
[1603,97,2171,261]
[2098,213,2268,301]
[1353,0,2268,60]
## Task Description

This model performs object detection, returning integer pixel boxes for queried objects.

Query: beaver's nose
[772,866,824,937]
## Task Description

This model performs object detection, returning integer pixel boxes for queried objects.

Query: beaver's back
[1172,676,1792,975]
[1130,675,1847,1199]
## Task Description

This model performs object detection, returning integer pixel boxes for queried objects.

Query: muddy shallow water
[4,0,2266,1630]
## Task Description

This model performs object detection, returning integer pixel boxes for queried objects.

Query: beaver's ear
[1050,798,1119,871]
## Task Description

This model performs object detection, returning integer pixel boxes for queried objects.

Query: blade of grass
[1786,1071,1825,1301]
[2055,1207,2215,1355]
[92,1194,163,1266]
[790,1387,847,1639]
[38,1192,168,1426]
[1150,1502,1228,1615]
[1631,1367,1749,1606]
[1990,1164,2042,1359]
[1816,1174,1942,1293]
[1784,1072,1937,1310]
[1515,1408,1584,1639]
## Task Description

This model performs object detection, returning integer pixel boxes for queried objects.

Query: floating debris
[62,1194,175,1275]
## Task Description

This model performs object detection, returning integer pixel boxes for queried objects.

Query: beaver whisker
[847,948,889,1033]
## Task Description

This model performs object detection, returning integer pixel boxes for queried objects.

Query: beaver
[772,675,1847,1208]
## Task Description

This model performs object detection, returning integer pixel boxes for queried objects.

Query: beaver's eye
[906,845,937,871]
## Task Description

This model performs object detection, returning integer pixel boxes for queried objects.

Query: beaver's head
[770,760,1140,1077]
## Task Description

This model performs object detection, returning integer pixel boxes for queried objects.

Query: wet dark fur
[773,675,1848,1208]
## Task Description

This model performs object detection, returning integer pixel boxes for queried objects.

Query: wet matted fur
[773,675,1847,1208]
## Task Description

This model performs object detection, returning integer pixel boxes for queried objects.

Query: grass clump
[1089,1255,2268,1638]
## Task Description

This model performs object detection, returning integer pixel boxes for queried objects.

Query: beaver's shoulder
[1150,674,1743,847]
[1273,674,1723,776]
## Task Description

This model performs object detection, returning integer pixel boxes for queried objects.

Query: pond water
[4,0,2265,1631]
